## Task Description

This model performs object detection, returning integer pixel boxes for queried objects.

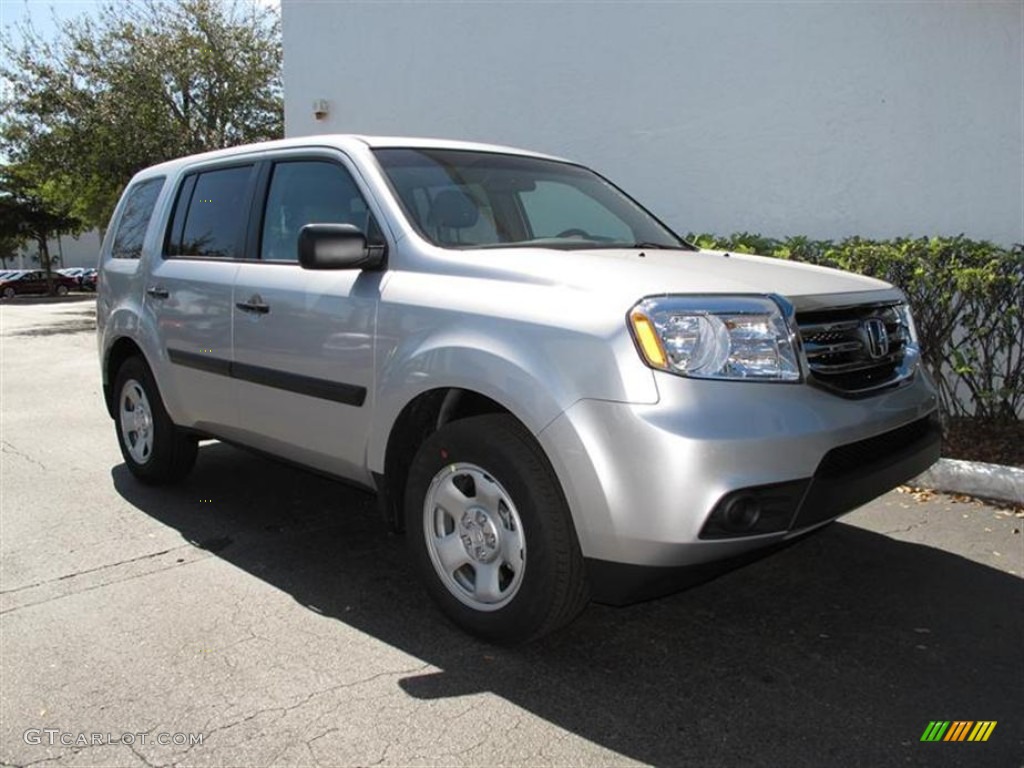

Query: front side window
[169,165,254,259]
[260,160,383,262]
[373,148,686,250]
[111,177,165,259]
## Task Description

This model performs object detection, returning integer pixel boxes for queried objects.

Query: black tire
[112,356,197,484]
[2,287,14,299]
[405,414,589,643]
[55,284,69,296]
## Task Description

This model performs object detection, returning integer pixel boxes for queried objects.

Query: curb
[911,458,1024,506]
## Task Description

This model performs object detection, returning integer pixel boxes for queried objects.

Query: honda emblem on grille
[863,318,890,359]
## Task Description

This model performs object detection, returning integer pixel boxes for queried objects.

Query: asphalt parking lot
[1,298,1021,767]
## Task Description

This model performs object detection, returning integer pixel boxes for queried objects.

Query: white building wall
[14,230,103,270]
[283,1,1022,246]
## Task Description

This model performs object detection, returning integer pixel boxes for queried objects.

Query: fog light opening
[722,495,762,532]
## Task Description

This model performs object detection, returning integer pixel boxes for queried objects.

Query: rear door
[144,162,257,433]
[231,152,388,482]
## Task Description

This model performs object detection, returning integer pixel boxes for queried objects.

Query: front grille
[797,302,910,396]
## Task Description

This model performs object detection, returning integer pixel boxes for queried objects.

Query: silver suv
[98,136,940,642]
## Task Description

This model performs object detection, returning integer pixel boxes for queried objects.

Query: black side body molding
[167,348,367,407]
[167,349,232,376]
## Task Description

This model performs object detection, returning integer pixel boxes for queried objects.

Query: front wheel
[405,414,589,643]
[113,356,197,484]
[2,287,14,299]
[55,284,69,296]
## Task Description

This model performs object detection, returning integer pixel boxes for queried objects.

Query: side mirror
[297,223,385,270]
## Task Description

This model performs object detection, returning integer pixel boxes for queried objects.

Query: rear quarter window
[111,177,165,259]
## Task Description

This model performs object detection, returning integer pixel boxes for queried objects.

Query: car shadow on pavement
[8,318,96,336]
[112,442,1022,767]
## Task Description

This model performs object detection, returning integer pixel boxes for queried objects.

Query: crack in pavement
[302,726,341,768]
[126,741,159,768]
[7,743,144,768]
[403,705,519,766]
[264,664,424,765]
[0,546,210,616]
[8,757,70,768]
[162,663,432,765]
[168,662,431,767]
[1,439,48,472]
[882,520,929,535]
[0,545,195,596]
[367,741,391,767]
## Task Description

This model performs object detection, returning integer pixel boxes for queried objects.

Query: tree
[0,0,283,231]
[0,234,22,269]
[0,167,81,294]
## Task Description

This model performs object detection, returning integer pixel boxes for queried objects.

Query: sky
[0,0,102,41]
[0,0,280,43]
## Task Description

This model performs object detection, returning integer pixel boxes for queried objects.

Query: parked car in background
[58,268,86,287]
[79,268,98,292]
[97,135,940,643]
[1,270,78,298]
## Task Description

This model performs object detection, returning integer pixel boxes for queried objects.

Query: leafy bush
[685,233,1023,423]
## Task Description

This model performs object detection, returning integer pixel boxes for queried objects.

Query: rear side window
[111,177,165,259]
[167,165,254,259]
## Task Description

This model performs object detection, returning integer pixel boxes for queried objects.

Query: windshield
[373,148,689,251]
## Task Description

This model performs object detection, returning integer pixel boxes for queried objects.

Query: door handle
[146,286,169,299]
[235,295,270,314]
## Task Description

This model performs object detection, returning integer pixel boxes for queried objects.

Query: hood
[445,247,894,305]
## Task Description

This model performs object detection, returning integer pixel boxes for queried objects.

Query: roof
[134,134,568,180]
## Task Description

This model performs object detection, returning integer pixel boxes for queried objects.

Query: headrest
[428,189,479,229]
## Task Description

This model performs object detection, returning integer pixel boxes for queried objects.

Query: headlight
[893,301,921,370]
[629,295,801,381]
[893,301,919,347]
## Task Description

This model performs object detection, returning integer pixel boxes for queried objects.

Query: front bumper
[536,369,939,603]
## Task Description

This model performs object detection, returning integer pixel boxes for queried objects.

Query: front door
[231,155,386,483]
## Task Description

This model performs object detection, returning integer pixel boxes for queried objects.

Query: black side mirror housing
[297,223,385,270]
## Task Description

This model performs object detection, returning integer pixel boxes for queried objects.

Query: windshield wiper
[464,239,607,251]
[623,241,695,251]
[460,239,696,252]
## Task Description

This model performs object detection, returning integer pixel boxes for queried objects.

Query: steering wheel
[556,228,593,239]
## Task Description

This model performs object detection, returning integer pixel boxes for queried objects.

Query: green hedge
[685,233,1023,423]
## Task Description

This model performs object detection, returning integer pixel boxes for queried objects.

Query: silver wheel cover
[119,378,155,465]
[423,462,527,611]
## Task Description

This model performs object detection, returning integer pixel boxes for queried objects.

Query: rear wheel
[405,414,589,643]
[2,287,14,299]
[55,284,69,296]
[113,356,197,484]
